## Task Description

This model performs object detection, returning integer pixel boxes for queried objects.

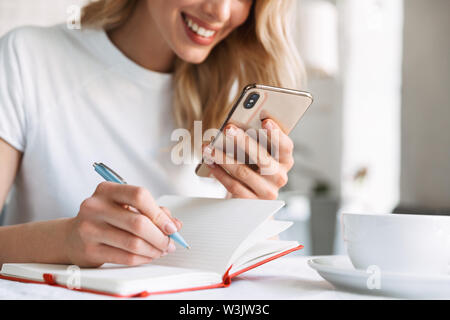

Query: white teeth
[183,15,216,38]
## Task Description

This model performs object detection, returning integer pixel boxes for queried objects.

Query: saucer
[308,255,450,299]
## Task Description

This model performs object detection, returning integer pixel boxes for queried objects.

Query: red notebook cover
[0,245,303,298]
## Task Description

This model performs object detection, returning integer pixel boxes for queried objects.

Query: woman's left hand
[203,119,294,200]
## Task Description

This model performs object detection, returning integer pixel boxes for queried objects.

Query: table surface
[0,256,391,300]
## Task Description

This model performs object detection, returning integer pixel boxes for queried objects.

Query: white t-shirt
[0,24,226,225]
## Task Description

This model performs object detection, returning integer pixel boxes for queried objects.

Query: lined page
[228,220,293,265]
[153,196,284,275]
[230,240,300,274]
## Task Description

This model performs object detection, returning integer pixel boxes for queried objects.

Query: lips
[181,12,218,46]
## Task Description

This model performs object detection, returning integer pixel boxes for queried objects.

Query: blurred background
[0,0,449,255]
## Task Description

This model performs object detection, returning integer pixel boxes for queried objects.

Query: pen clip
[93,162,127,184]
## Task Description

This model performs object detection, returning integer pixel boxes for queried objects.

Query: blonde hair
[81,0,305,132]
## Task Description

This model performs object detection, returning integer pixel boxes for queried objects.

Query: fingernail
[168,242,176,253]
[226,125,238,136]
[162,251,168,257]
[204,152,215,165]
[207,162,216,169]
[164,222,177,234]
[263,119,274,130]
[174,217,182,225]
[203,144,213,155]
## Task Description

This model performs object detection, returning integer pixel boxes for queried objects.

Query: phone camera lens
[244,92,260,109]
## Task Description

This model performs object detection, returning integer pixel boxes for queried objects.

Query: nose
[202,0,231,23]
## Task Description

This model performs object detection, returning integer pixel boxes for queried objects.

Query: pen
[93,162,190,249]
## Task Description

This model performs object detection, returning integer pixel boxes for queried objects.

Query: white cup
[342,213,450,275]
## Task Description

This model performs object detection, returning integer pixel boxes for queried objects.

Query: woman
[0,0,303,267]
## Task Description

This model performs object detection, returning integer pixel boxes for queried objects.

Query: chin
[177,48,212,64]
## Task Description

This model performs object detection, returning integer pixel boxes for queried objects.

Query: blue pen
[93,162,190,249]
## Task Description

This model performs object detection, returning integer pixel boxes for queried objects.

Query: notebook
[0,196,302,297]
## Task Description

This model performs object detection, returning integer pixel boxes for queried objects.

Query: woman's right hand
[65,182,182,267]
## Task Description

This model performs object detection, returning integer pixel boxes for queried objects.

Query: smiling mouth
[181,13,217,39]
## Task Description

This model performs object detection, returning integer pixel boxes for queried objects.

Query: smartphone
[195,84,314,177]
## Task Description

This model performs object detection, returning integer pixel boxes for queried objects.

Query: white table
[0,256,391,300]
